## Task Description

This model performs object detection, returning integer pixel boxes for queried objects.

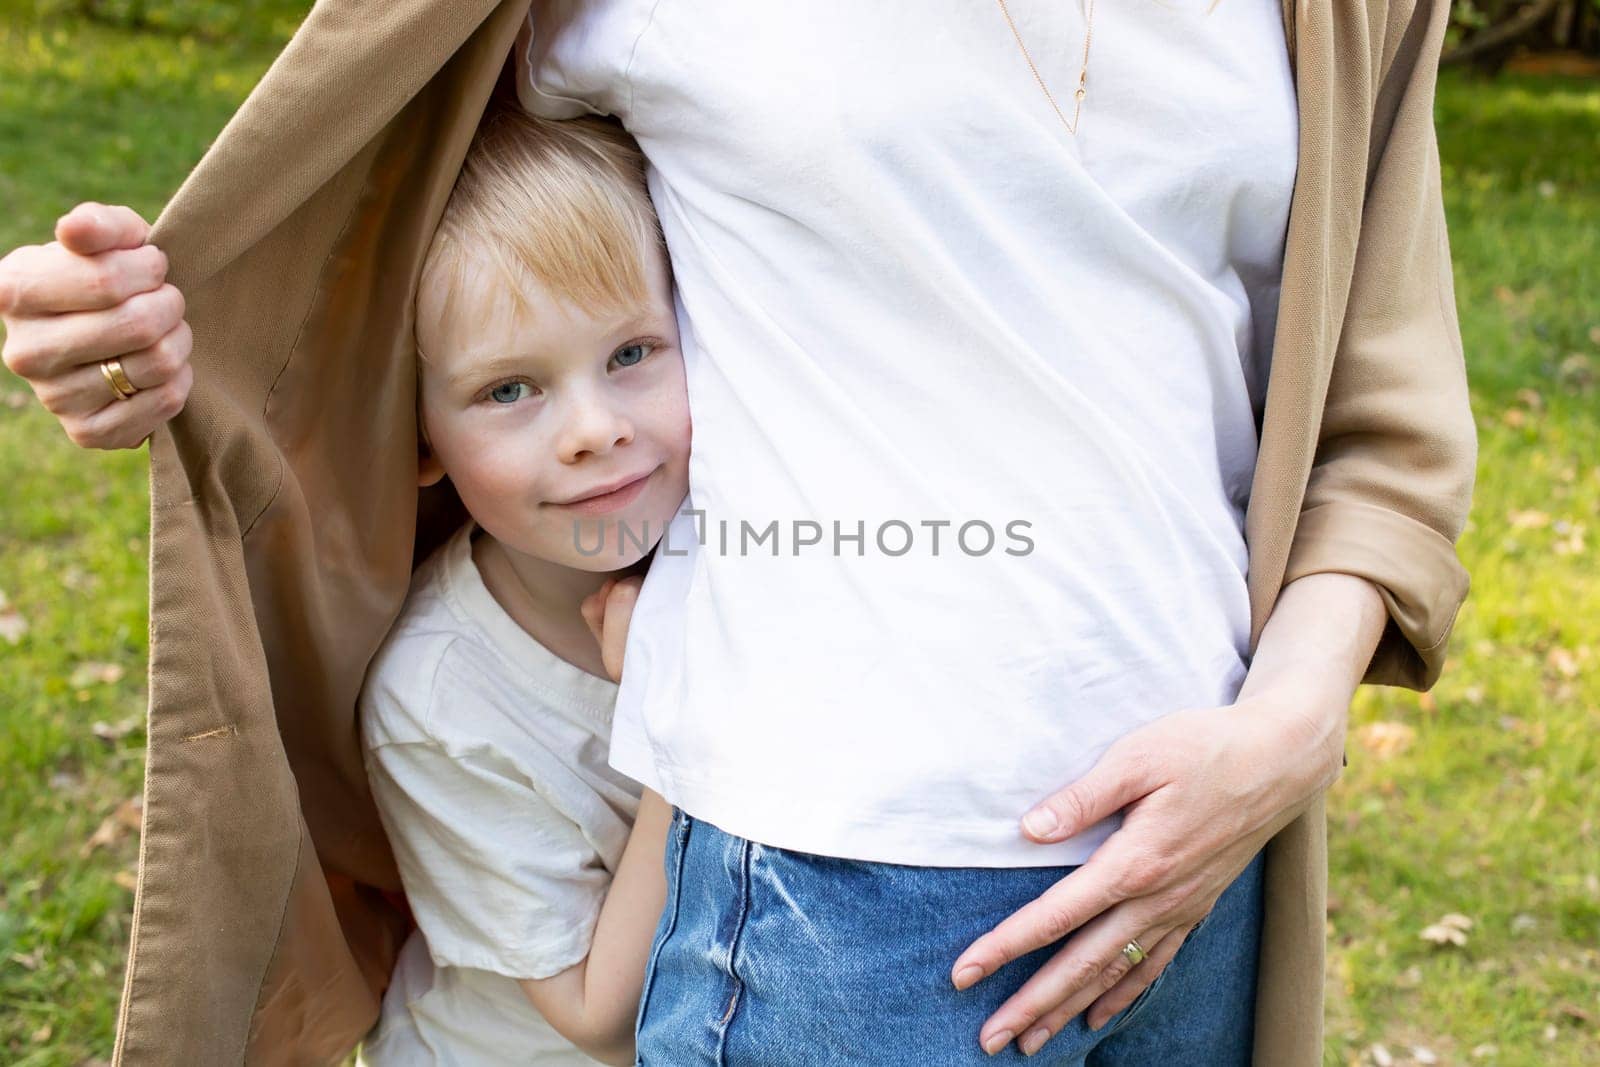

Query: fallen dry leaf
[1507,509,1550,530]
[92,716,143,743]
[61,566,96,592]
[3,391,28,410]
[1515,387,1544,411]
[1420,912,1474,947]
[0,590,28,645]
[1412,1047,1438,1065]
[81,819,120,856]
[1558,353,1594,393]
[48,770,83,794]
[1552,522,1587,557]
[113,794,143,831]
[31,1023,52,1044]
[113,869,139,892]
[1368,1043,1394,1067]
[1420,924,1468,946]
[9,948,44,971]
[69,662,125,689]
[1357,721,1416,761]
[1546,647,1580,679]
[80,795,144,857]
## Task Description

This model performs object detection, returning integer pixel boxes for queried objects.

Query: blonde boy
[356,101,689,1066]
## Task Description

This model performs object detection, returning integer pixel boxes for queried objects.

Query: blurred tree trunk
[1443,0,1567,69]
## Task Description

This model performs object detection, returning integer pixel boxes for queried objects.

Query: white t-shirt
[357,521,635,1066]
[517,1,1299,867]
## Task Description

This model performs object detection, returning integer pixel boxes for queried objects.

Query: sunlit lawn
[1,7,1596,1065]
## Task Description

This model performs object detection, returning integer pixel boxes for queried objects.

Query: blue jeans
[634,808,1265,1065]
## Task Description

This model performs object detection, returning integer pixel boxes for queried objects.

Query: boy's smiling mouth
[553,468,658,515]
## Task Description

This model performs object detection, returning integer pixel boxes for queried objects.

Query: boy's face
[416,243,691,571]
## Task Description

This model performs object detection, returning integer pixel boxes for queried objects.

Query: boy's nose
[558,396,634,461]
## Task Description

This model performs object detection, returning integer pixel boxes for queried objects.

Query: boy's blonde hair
[420,102,664,344]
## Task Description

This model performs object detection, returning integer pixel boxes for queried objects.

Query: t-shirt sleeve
[365,736,612,981]
[512,4,611,120]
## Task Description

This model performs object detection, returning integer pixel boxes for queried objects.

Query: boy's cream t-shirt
[518,1,1299,867]
[357,521,634,1066]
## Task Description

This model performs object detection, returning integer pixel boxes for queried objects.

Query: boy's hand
[579,575,643,683]
[0,202,192,449]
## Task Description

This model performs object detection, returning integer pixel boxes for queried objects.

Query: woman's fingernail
[1024,808,1058,837]
[954,964,983,989]
[982,1030,1014,1056]
[1020,1027,1051,1055]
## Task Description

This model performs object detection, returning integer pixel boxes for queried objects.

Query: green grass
[1,7,1596,1065]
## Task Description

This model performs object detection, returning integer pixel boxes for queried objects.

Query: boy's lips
[554,469,656,515]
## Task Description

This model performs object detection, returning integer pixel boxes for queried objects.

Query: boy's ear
[417,418,446,488]
[418,448,446,488]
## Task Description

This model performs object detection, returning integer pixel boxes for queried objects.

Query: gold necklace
[995,0,1096,136]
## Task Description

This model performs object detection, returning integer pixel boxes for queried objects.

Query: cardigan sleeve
[1280,0,1477,692]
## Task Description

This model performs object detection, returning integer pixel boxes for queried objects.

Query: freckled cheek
[443,421,560,513]
[626,368,693,459]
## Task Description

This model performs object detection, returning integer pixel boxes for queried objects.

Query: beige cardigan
[115,0,1475,1062]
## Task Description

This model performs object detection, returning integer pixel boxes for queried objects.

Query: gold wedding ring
[1121,938,1147,966]
[100,357,138,401]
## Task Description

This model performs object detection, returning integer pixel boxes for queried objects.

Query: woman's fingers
[33,319,193,418]
[1081,923,1190,1032]
[0,204,162,316]
[1008,924,1188,1056]
[0,240,167,316]
[951,857,1126,992]
[1020,736,1161,845]
[2,283,186,381]
[976,906,1179,1056]
[55,360,192,451]
[54,202,154,257]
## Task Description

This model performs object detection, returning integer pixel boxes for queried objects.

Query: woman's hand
[0,202,192,449]
[952,572,1387,1057]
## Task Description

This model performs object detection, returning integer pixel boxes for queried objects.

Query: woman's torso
[516,0,1299,866]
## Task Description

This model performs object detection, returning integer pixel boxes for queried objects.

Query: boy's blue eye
[612,343,651,368]
[489,381,533,404]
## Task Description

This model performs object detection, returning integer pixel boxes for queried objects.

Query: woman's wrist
[1235,571,1389,792]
